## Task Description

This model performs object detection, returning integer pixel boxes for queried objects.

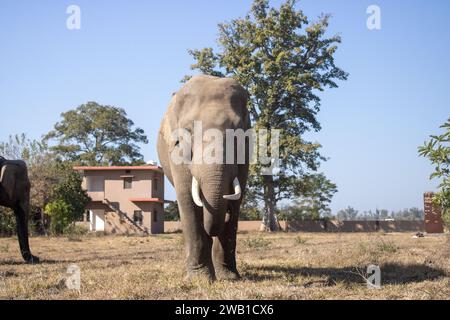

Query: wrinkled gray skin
[0,159,39,263]
[158,75,250,281]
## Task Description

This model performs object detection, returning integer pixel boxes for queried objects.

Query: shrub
[294,236,308,245]
[0,207,16,236]
[377,240,398,254]
[45,200,71,235]
[243,236,271,249]
[64,224,89,241]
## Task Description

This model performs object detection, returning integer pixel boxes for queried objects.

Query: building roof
[74,166,163,173]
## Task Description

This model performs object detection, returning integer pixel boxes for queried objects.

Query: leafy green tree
[336,206,359,221]
[419,118,450,229]
[240,203,262,221]
[0,207,16,236]
[279,173,337,221]
[51,167,91,223]
[45,200,72,235]
[165,201,180,221]
[45,102,148,165]
[44,168,90,235]
[186,0,347,230]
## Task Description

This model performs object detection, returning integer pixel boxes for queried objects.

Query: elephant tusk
[191,177,203,207]
[223,177,242,201]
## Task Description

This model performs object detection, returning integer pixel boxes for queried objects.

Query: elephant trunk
[191,165,240,237]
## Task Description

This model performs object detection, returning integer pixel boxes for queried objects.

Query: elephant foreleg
[212,206,240,280]
[174,169,215,281]
[14,203,38,263]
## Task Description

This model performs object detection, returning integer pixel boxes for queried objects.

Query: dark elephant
[0,156,39,263]
[157,75,250,281]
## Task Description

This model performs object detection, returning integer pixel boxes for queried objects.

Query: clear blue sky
[1,0,449,213]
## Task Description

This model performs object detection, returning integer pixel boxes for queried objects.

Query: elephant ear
[0,164,16,201]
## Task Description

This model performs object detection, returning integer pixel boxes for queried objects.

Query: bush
[64,224,89,241]
[294,236,308,245]
[45,200,71,235]
[240,207,261,221]
[0,207,16,236]
[243,236,271,249]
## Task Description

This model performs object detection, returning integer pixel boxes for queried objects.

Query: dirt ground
[0,232,449,300]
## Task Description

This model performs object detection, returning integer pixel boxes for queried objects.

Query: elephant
[157,75,251,281]
[0,156,39,263]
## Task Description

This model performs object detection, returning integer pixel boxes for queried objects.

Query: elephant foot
[214,265,241,281]
[185,265,216,283]
[23,253,40,264]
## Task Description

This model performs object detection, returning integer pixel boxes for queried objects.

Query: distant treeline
[164,202,424,222]
[335,207,424,221]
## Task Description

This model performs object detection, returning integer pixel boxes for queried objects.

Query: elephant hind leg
[14,203,39,264]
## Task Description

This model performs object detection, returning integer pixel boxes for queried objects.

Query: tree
[51,166,91,223]
[186,0,347,230]
[419,118,450,229]
[45,168,90,235]
[392,208,423,220]
[279,173,337,221]
[336,206,359,221]
[165,201,180,221]
[45,102,148,166]
[45,200,72,235]
[0,207,15,236]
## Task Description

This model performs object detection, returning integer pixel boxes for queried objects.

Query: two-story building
[74,165,165,235]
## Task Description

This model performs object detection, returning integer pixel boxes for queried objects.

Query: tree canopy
[45,102,148,166]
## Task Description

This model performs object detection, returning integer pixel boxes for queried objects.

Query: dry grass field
[0,232,449,300]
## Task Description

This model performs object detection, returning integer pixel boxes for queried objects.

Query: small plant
[377,240,398,253]
[294,236,308,245]
[358,242,368,254]
[243,236,271,249]
[64,224,88,242]
[0,243,9,253]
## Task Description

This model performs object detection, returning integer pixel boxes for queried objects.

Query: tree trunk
[260,175,279,232]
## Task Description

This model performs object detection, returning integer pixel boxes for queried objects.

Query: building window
[133,210,143,226]
[153,178,158,192]
[125,170,131,174]
[123,177,133,189]
[153,210,158,222]
[87,176,104,192]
